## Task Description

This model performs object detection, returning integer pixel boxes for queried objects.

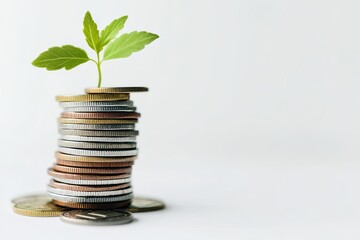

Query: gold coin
[85,87,148,94]
[58,118,138,124]
[56,93,129,102]
[12,194,66,217]
[55,151,137,162]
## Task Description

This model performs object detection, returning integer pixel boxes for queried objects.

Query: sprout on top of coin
[32,11,159,88]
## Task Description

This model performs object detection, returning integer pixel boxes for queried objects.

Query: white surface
[1,0,360,239]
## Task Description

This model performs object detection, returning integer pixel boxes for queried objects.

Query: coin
[59,123,135,130]
[56,152,137,162]
[49,180,130,192]
[12,194,66,217]
[58,118,138,125]
[54,200,131,209]
[85,87,149,94]
[48,168,131,180]
[48,192,133,203]
[11,193,46,204]
[59,129,139,137]
[60,135,137,143]
[63,106,137,113]
[56,159,134,168]
[58,140,137,150]
[51,177,131,185]
[61,209,133,225]
[61,112,140,119]
[47,186,133,197]
[60,100,134,108]
[53,164,132,174]
[56,93,129,102]
[58,147,138,157]
[125,197,165,213]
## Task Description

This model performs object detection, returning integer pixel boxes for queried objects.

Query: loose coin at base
[85,87,148,94]
[124,197,165,213]
[54,199,131,209]
[61,209,133,225]
[12,194,67,217]
[56,93,129,102]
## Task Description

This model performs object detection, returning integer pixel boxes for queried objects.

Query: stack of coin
[47,87,148,209]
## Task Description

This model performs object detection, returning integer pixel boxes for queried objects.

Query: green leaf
[32,45,90,70]
[83,11,101,52]
[100,16,128,48]
[103,31,159,60]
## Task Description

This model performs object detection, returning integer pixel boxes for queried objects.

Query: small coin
[59,129,139,137]
[52,177,131,185]
[61,209,133,225]
[49,179,130,192]
[59,123,135,131]
[48,192,133,203]
[56,93,129,102]
[125,197,166,213]
[56,159,134,168]
[56,152,137,162]
[61,112,140,119]
[12,194,66,217]
[58,140,137,150]
[54,200,131,209]
[60,100,134,108]
[63,106,137,113]
[48,168,130,180]
[58,147,138,157]
[53,164,132,175]
[60,135,137,143]
[47,186,133,197]
[11,193,46,204]
[85,87,149,94]
[59,118,138,125]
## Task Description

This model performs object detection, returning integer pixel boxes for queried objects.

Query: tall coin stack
[46,87,148,209]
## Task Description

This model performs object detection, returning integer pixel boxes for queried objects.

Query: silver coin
[58,147,138,157]
[59,129,139,137]
[60,135,137,143]
[60,100,134,108]
[51,177,131,185]
[59,123,135,130]
[58,140,137,150]
[62,106,137,112]
[47,186,133,197]
[48,192,133,203]
[60,209,133,226]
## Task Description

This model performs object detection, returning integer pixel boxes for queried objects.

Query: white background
[0,0,360,239]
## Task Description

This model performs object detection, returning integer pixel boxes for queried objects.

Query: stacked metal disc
[47,87,147,209]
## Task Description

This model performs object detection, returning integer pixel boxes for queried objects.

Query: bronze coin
[53,199,131,209]
[55,152,137,163]
[61,112,140,119]
[48,168,131,180]
[56,159,134,168]
[49,180,131,192]
[53,164,132,175]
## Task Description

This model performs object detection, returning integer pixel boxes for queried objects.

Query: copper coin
[53,200,131,209]
[56,159,135,168]
[53,164,132,175]
[49,180,130,192]
[55,152,137,163]
[48,168,131,180]
[85,87,149,94]
[61,112,140,119]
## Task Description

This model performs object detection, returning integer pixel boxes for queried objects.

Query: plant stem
[96,52,102,88]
